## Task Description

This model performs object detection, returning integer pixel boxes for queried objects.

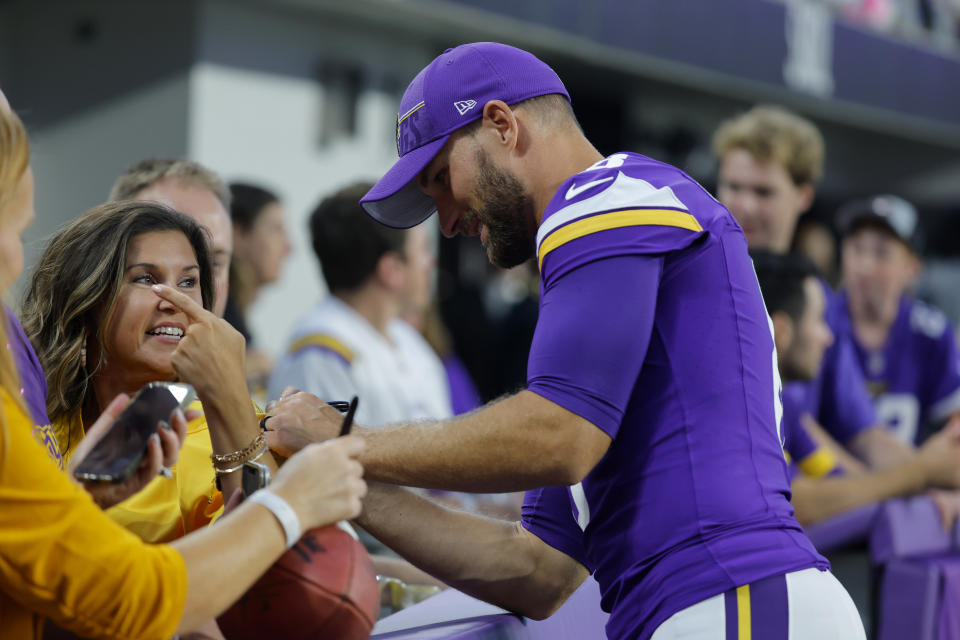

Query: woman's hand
[151,284,247,400]
[152,283,275,497]
[270,435,367,530]
[68,393,190,509]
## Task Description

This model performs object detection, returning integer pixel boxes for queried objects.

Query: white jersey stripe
[536,171,690,253]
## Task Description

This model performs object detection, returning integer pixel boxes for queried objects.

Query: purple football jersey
[783,281,878,448]
[521,153,826,640]
[829,292,960,444]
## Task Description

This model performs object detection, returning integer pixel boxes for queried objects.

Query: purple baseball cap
[360,42,570,229]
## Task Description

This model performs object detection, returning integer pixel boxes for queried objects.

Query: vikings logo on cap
[395,100,426,156]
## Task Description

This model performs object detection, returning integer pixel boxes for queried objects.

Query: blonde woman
[0,97,366,639]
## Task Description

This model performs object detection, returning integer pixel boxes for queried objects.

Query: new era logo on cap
[454,100,477,115]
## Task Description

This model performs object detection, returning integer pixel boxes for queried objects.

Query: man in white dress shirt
[269,182,450,426]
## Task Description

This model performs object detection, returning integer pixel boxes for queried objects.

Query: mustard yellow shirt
[55,400,224,543]
[0,389,187,639]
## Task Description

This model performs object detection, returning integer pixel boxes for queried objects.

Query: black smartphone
[241,461,271,498]
[73,382,196,484]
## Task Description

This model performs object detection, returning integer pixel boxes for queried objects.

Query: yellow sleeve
[0,391,187,640]
[106,408,223,542]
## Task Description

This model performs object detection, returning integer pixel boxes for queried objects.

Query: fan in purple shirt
[752,252,960,529]
[266,43,865,639]
[831,195,960,445]
[714,105,912,471]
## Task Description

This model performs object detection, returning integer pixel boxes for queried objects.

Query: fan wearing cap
[754,251,960,530]
[830,195,960,446]
[713,106,916,475]
[265,43,864,639]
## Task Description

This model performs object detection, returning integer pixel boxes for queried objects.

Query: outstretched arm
[792,419,960,525]
[848,425,915,471]
[268,389,609,492]
[356,483,589,620]
[266,255,662,493]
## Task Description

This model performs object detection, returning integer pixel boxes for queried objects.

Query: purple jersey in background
[829,292,960,444]
[520,153,826,640]
[783,282,878,448]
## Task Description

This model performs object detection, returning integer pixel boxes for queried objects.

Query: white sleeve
[267,349,358,404]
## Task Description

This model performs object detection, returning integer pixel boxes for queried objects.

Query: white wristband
[248,489,301,549]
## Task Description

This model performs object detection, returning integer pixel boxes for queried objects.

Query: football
[218,522,379,640]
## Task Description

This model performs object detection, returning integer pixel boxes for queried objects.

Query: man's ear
[232,226,251,256]
[795,182,815,217]
[375,251,406,291]
[904,250,922,289]
[771,310,794,358]
[481,100,519,150]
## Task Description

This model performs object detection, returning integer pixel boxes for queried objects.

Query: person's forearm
[357,483,586,618]
[359,391,608,492]
[803,416,868,475]
[171,500,287,633]
[200,386,279,495]
[850,426,915,470]
[791,458,927,525]
[371,555,447,588]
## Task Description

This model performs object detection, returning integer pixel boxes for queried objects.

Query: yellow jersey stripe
[798,448,838,478]
[288,334,355,363]
[396,102,426,139]
[537,208,703,270]
[737,584,751,640]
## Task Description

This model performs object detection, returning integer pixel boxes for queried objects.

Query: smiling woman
[20,202,259,542]
[0,99,367,640]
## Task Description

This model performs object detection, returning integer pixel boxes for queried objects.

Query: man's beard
[471,150,537,269]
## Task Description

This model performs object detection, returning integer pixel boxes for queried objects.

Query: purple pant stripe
[724,589,739,639]
[749,573,789,640]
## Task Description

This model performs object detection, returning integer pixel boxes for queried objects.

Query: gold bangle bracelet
[210,433,266,467]
[215,462,245,476]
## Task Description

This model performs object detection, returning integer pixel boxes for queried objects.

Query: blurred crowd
[809,0,960,47]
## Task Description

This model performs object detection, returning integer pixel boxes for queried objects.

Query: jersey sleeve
[537,160,709,287]
[782,410,840,482]
[816,335,879,444]
[526,253,661,439]
[521,486,589,569]
[268,340,358,403]
[0,393,187,640]
[927,322,960,422]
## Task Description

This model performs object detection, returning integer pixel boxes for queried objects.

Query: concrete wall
[0,0,195,302]
[22,75,191,299]
[190,1,438,356]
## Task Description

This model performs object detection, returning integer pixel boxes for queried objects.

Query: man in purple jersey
[753,252,960,527]
[266,43,864,638]
[832,195,960,445]
[713,106,913,471]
